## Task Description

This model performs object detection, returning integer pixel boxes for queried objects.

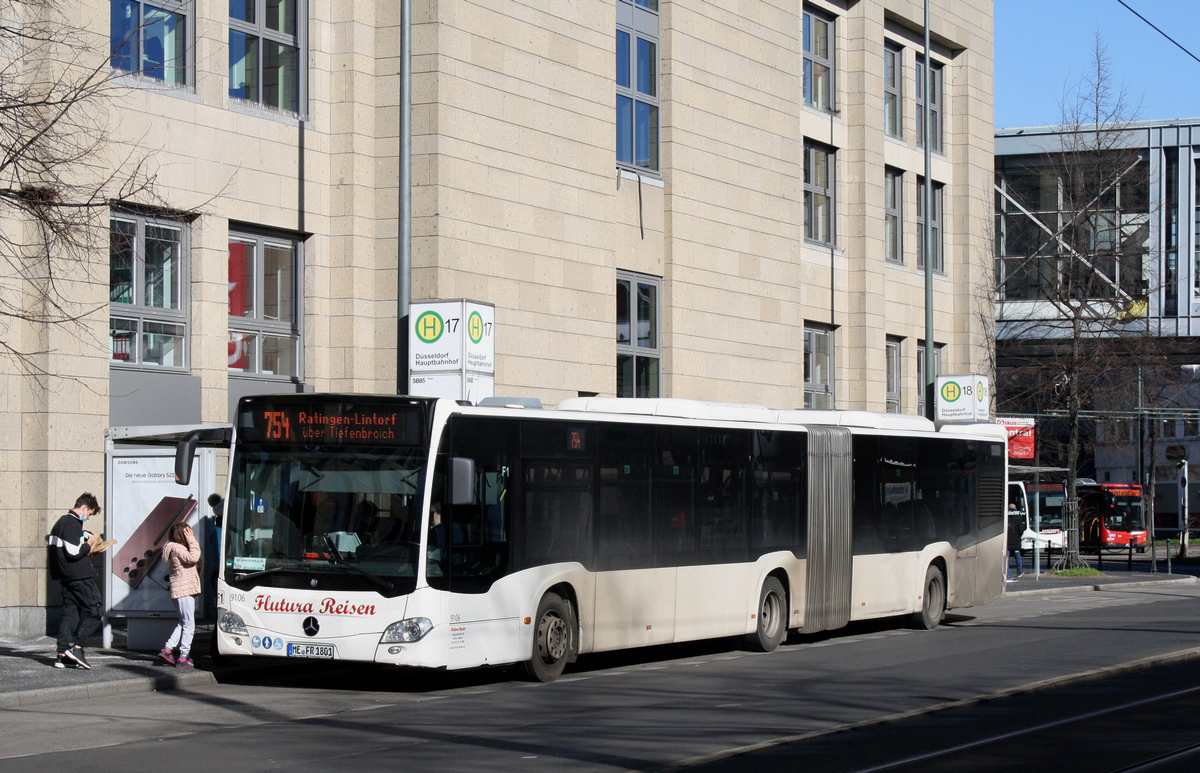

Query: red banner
[997,417,1035,459]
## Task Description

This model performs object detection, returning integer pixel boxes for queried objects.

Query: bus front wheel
[744,577,787,652]
[522,592,572,683]
[911,565,945,630]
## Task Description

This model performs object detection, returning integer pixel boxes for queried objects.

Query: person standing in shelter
[157,523,202,670]
[47,493,104,669]
[1006,502,1024,582]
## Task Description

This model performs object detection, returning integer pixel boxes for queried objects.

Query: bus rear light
[381,617,433,643]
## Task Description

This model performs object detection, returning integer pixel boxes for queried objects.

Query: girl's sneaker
[176,656,194,670]
[157,647,176,665]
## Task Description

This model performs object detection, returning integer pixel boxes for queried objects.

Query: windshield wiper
[230,566,291,583]
[324,536,395,591]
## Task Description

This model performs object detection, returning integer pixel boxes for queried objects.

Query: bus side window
[597,423,653,570]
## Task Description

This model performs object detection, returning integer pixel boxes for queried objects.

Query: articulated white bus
[176,394,1008,682]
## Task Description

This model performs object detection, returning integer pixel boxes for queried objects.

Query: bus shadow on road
[205,612,981,694]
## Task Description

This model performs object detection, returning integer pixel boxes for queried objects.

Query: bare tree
[994,36,1155,568]
[0,0,156,378]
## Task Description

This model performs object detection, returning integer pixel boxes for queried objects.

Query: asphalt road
[4,584,1200,772]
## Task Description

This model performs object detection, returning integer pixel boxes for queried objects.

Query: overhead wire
[1115,0,1200,65]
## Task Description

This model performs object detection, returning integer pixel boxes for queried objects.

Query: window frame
[885,337,902,413]
[916,55,943,154]
[804,140,836,245]
[917,176,944,273]
[885,166,903,264]
[802,7,835,112]
[228,0,307,115]
[616,0,660,173]
[110,0,194,87]
[1193,158,1200,302]
[804,324,834,409]
[616,270,661,398]
[109,209,191,370]
[883,42,903,139]
[227,226,303,380]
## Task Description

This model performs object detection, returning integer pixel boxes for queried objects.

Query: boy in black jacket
[47,493,103,669]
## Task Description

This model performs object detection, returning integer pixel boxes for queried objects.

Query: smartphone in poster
[107,454,203,614]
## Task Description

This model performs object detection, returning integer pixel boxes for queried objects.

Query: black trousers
[57,578,103,653]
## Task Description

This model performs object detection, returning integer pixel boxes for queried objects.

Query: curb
[0,668,218,709]
[1004,575,1200,598]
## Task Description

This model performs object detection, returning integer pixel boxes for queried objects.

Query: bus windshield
[1028,489,1065,531]
[1107,495,1146,532]
[224,445,428,596]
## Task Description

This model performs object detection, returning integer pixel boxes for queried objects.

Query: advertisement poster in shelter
[105,452,207,616]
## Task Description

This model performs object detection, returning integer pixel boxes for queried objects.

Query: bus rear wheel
[522,592,572,683]
[911,565,945,630]
[744,577,787,652]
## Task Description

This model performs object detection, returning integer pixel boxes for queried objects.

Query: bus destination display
[240,402,422,446]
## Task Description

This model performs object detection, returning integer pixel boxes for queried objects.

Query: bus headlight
[381,617,432,643]
[219,609,248,635]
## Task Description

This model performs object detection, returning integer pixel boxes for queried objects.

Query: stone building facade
[0,1,993,633]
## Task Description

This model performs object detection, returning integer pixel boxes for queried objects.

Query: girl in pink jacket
[158,523,202,669]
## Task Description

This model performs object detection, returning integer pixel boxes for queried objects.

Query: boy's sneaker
[54,652,74,669]
[158,647,176,666]
[176,656,194,670]
[65,646,91,669]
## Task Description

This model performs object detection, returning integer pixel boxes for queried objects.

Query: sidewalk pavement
[3,559,1198,709]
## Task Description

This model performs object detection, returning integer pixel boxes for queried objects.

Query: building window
[803,7,834,112]
[1192,157,1200,303]
[617,270,660,397]
[804,324,834,409]
[884,43,902,139]
[917,177,943,272]
[616,0,659,172]
[915,56,942,153]
[916,341,942,412]
[994,155,1150,303]
[228,229,301,378]
[805,141,835,245]
[885,167,903,264]
[885,337,902,413]
[229,0,303,113]
[110,1,191,85]
[110,211,188,368]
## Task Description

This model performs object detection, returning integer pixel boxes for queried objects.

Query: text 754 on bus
[173,394,1010,682]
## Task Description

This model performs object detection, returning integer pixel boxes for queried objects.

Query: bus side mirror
[450,457,475,505]
[175,432,201,486]
[207,493,225,527]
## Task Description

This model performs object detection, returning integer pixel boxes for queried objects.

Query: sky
[994,0,1200,129]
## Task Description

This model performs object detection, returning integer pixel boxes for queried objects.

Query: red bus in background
[1023,481,1148,554]
[1079,483,1148,552]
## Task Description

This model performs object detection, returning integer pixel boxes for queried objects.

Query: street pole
[1033,425,1041,579]
[922,0,934,421]
[397,0,412,394]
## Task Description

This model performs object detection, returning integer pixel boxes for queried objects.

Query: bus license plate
[287,643,334,659]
